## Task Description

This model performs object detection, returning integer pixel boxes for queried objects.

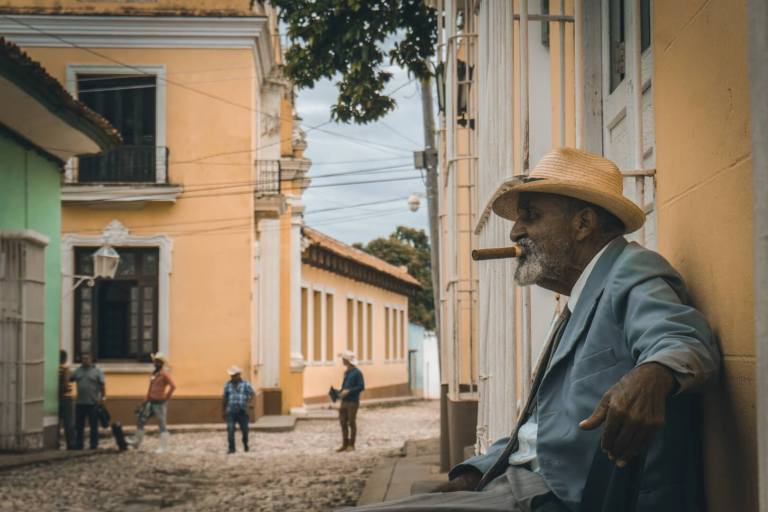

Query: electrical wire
[5,16,423,165]
[65,195,416,236]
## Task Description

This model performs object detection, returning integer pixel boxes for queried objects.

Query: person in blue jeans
[222,366,255,454]
[336,350,365,452]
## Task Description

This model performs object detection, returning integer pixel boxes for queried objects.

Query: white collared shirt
[508,243,610,471]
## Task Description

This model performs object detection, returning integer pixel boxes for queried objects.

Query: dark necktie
[476,306,572,490]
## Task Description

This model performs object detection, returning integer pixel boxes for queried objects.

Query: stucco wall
[0,134,62,418]
[301,263,410,403]
[25,47,258,403]
[653,0,756,508]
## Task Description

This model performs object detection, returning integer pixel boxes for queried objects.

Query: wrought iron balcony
[255,159,282,196]
[78,146,169,184]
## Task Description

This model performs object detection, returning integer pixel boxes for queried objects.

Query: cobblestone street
[0,401,439,512]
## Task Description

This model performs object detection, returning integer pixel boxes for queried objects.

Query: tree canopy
[354,226,434,330]
[273,0,437,124]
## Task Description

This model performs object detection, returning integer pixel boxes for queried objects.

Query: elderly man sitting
[347,148,720,512]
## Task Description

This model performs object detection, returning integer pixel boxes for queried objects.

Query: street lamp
[92,245,120,279]
[69,245,121,290]
[408,193,423,212]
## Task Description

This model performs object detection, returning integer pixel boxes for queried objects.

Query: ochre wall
[301,264,410,403]
[653,0,756,509]
[26,47,259,404]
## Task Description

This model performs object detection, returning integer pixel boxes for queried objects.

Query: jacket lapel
[547,237,628,371]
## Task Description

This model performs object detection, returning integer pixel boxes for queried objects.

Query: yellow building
[1,0,311,421]
[431,0,767,507]
[299,228,420,405]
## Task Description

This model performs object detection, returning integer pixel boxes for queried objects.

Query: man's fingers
[579,397,609,430]
[609,422,638,464]
[601,405,624,458]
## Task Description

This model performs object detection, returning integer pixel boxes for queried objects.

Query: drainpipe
[747,0,768,509]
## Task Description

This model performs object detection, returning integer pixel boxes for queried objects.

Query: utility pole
[418,77,441,360]
[417,75,448,471]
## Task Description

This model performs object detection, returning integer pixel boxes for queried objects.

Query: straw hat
[150,352,167,364]
[338,350,357,365]
[227,365,243,376]
[489,148,645,234]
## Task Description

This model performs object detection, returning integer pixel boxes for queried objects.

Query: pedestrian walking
[336,350,365,452]
[70,354,105,450]
[131,352,176,453]
[222,366,255,454]
[58,350,75,450]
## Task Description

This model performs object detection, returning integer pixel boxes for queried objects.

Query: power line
[312,126,413,154]
[311,156,410,166]
[1,16,297,124]
[65,174,425,205]
[63,195,416,235]
[306,196,411,214]
[380,121,421,147]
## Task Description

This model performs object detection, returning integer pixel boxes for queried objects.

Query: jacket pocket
[570,347,618,384]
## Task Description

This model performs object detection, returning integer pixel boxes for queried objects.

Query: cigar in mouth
[471,246,523,261]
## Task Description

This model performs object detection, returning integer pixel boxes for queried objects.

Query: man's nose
[510,222,526,243]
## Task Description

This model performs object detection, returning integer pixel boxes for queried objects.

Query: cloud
[296,67,430,246]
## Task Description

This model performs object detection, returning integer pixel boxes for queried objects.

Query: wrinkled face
[509,193,577,286]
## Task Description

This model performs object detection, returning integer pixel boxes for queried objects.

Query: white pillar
[258,218,281,387]
[289,207,305,371]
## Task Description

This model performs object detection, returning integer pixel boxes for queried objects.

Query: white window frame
[64,64,167,184]
[302,284,336,366]
[346,293,374,364]
[61,220,171,374]
[383,302,407,363]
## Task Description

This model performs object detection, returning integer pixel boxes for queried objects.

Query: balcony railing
[255,159,281,196]
[78,146,169,184]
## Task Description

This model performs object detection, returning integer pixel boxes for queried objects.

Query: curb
[0,448,119,472]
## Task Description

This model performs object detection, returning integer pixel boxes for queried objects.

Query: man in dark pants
[70,354,105,450]
[222,366,255,454]
[336,350,365,452]
[58,350,75,450]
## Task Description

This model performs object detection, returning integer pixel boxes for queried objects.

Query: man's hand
[340,389,350,398]
[430,468,482,493]
[579,362,676,467]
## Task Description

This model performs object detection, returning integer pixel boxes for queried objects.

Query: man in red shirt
[131,352,176,453]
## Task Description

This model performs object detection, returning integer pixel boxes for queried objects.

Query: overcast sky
[295,65,431,247]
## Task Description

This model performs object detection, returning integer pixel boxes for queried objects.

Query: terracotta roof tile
[303,226,421,288]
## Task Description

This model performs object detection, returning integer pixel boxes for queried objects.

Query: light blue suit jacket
[452,238,720,511]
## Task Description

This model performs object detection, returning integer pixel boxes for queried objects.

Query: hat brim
[490,179,646,234]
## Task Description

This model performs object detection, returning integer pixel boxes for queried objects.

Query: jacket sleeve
[448,436,510,480]
[619,275,720,392]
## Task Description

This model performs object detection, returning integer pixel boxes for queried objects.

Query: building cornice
[0,14,275,83]
[62,184,184,206]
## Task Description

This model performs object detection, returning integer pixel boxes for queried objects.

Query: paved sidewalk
[356,437,446,506]
[0,448,117,472]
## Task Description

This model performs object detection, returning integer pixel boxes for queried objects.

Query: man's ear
[572,208,598,241]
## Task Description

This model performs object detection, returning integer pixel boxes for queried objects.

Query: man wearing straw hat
[336,350,365,452]
[222,366,255,454]
[346,148,719,511]
[131,352,175,453]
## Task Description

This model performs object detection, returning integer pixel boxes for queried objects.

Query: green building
[0,37,119,449]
